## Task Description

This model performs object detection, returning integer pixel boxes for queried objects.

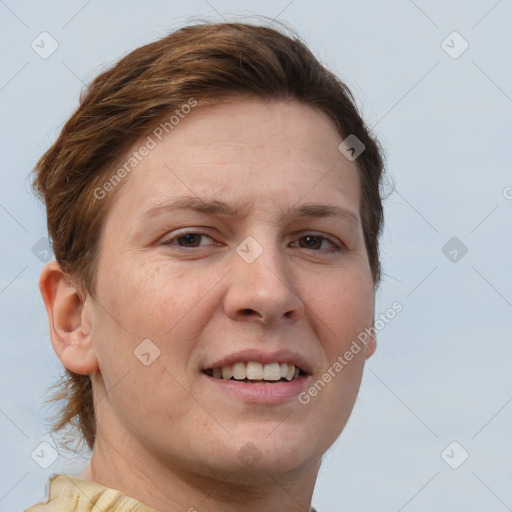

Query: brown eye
[177,233,203,247]
[295,235,339,251]
[299,235,322,249]
[162,232,214,248]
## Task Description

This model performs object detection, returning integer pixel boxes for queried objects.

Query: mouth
[203,361,308,384]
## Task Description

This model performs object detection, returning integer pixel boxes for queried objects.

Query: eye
[161,231,342,252]
[291,234,342,251]
[162,231,215,248]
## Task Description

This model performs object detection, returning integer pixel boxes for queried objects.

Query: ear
[364,334,377,359]
[39,261,98,374]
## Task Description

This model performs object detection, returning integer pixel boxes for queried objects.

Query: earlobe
[39,261,98,375]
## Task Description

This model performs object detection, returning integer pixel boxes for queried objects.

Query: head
[35,21,384,481]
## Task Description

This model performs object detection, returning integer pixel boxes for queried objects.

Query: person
[27,20,385,512]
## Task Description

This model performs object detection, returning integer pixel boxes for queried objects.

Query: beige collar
[26,473,318,512]
[25,474,154,512]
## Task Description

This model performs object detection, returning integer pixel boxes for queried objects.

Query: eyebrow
[142,196,360,225]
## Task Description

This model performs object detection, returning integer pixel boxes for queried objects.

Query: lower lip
[203,373,310,404]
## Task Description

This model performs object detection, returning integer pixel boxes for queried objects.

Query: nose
[222,238,305,325]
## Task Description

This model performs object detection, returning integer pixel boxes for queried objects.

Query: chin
[224,423,326,477]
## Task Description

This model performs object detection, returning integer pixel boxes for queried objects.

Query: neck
[82,434,320,512]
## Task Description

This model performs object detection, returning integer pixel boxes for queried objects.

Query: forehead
[166,98,341,165]
[105,98,361,224]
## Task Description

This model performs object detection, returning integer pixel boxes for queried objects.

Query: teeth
[246,361,263,380]
[232,362,246,380]
[263,362,281,381]
[221,365,233,380]
[213,362,301,381]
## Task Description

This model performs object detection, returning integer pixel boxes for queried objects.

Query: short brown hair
[33,21,385,451]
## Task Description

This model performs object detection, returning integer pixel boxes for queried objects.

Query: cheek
[96,258,197,336]
[307,269,373,414]
[92,257,221,389]
[90,261,204,429]
[301,276,372,440]
[307,270,374,351]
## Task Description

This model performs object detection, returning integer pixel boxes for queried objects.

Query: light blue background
[1,1,511,511]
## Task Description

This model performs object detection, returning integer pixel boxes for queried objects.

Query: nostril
[240,308,261,317]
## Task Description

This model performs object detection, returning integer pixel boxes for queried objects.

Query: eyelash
[161,231,344,252]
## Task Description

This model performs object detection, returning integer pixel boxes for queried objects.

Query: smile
[204,361,307,383]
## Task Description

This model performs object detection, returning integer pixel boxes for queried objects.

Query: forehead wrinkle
[142,195,252,220]
[140,195,360,231]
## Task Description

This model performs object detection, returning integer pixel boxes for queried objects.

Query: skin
[40,98,377,512]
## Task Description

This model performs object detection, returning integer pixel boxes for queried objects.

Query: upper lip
[205,349,312,375]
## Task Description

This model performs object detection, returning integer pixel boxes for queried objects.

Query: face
[86,98,376,482]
